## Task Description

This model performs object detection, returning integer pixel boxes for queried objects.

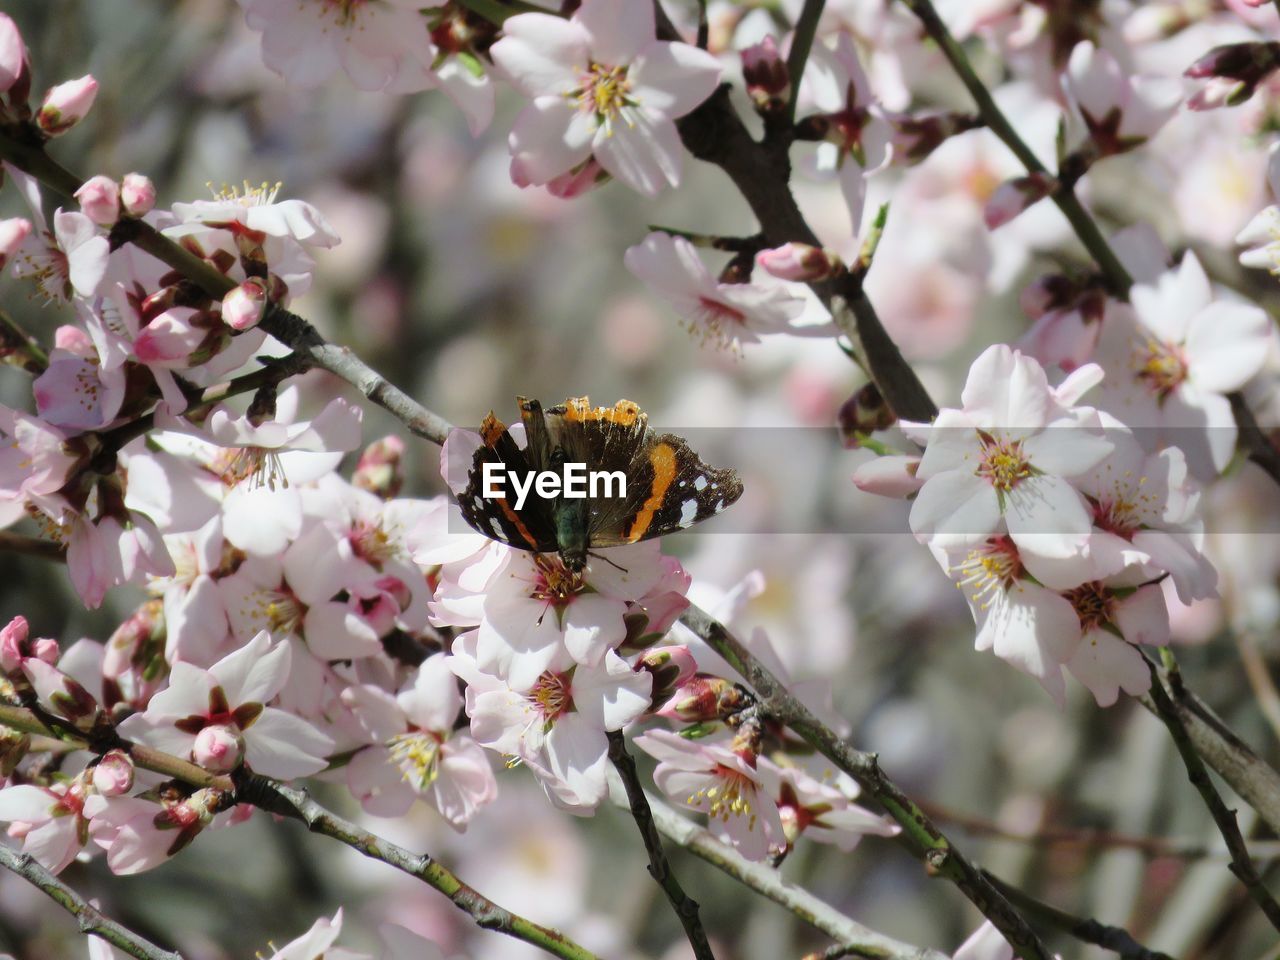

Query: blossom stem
[0,306,49,373]
[636,785,950,960]
[784,0,826,125]
[606,731,717,960]
[0,531,65,561]
[0,843,184,960]
[1145,652,1280,933]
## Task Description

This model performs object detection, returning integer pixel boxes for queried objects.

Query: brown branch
[0,531,66,561]
[607,731,716,960]
[0,843,184,960]
[1145,651,1280,933]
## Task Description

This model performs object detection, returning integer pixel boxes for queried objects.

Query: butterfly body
[457,397,743,570]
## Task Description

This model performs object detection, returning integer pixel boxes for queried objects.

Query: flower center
[531,555,585,608]
[350,518,398,566]
[1062,581,1115,633]
[692,766,760,829]
[206,179,283,207]
[952,536,1023,608]
[210,447,288,491]
[387,731,443,790]
[1133,336,1187,400]
[575,62,632,127]
[975,430,1032,491]
[529,670,574,722]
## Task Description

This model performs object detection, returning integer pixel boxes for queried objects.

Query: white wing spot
[694,476,708,491]
[680,499,698,526]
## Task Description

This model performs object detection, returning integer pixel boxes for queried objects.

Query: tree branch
[607,731,716,960]
[1144,651,1280,932]
[0,843,184,960]
[784,0,825,125]
[633,784,950,960]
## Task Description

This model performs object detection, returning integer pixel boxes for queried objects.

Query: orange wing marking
[626,442,676,542]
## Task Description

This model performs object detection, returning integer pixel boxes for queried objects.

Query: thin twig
[981,870,1175,960]
[1145,651,1280,933]
[784,0,825,124]
[634,784,950,960]
[607,731,716,960]
[0,703,599,960]
[0,844,184,960]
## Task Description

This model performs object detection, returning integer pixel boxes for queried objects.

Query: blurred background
[4,1,1280,958]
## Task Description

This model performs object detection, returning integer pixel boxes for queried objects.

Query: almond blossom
[635,728,785,861]
[624,232,814,352]
[905,345,1113,579]
[341,653,496,827]
[0,776,92,873]
[489,0,722,197]
[1092,251,1271,479]
[1064,42,1182,156]
[117,630,334,779]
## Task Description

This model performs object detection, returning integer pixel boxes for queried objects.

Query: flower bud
[837,382,895,445]
[193,724,245,772]
[75,175,120,227]
[0,15,29,96]
[638,645,698,708]
[983,173,1056,230]
[0,727,29,777]
[889,109,980,165]
[23,658,100,729]
[353,435,406,498]
[742,36,790,113]
[1185,42,1280,110]
[0,217,29,270]
[221,279,267,331]
[36,75,98,136]
[756,242,845,282]
[92,749,135,796]
[655,675,741,723]
[545,157,609,198]
[120,172,156,217]
[851,455,924,499]
[0,615,28,674]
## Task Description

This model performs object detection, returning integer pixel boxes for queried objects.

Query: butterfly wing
[456,411,559,552]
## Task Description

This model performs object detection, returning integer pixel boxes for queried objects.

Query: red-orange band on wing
[626,442,676,542]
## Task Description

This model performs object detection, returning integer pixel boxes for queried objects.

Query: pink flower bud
[639,645,698,707]
[756,242,844,282]
[655,675,740,722]
[0,15,29,97]
[119,172,156,217]
[851,455,924,499]
[353,435,406,498]
[193,724,245,772]
[92,750,135,796]
[74,175,120,227]
[0,615,28,673]
[221,279,267,331]
[1185,42,1280,109]
[36,75,98,136]
[983,173,1056,230]
[0,217,30,270]
[33,637,59,664]
[742,36,790,112]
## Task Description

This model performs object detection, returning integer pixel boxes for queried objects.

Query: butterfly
[455,397,743,571]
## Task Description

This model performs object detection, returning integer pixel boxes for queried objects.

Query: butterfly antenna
[587,550,628,573]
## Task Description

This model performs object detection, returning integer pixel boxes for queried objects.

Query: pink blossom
[36,75,97,136]
[74,176,120,227]
[905,345,1113,575]
[84,791,219,875]
[452,634,651,810]
[342,654,496,827]
[490,0,722,197]
[0,778,91,873]
[1093,252,1271,479]
[761,760,899,853]
[635,729,784,861]
[0,217,30,269]
[117,630,334,779]
[1065,42,1181,154]
[624,232,816,352]
[33,349,127,431]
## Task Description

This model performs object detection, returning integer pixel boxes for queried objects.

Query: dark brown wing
[456,411,558,552]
